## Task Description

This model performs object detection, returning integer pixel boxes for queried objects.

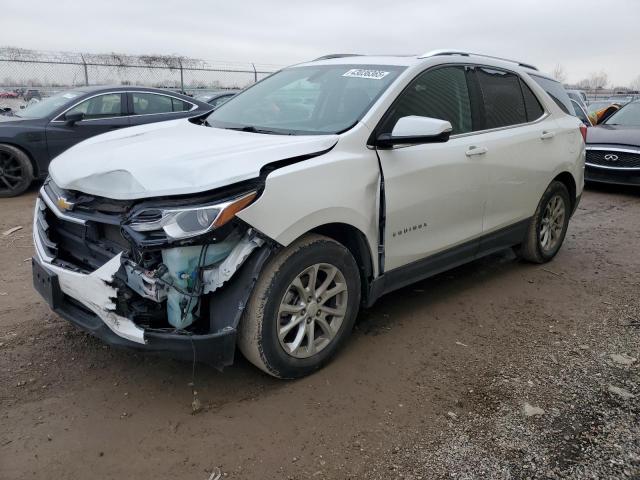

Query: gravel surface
[1,184,639,479]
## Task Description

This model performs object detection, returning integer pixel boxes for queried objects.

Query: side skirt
[365,218,530,307]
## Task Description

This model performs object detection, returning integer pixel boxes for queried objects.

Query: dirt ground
[1,184,639,480]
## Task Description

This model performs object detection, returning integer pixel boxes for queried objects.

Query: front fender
[237,132,381,274]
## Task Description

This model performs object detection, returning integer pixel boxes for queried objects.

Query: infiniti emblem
[604,154,619,161]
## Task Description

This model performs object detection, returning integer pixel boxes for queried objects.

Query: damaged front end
[32,179,274,367]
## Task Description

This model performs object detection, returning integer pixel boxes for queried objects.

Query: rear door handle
[540,130,556,140]
[465,146,488,157]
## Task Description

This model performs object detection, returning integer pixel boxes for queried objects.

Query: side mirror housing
[64,111,84,126]
[376,116,453,148]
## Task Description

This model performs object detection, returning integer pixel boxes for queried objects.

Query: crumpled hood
[49,119,338,199]
[586,124,640,148]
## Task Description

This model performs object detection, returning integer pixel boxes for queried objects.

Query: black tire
[517,181,571,263]
[0,144,33,198]
[238,234,361,379]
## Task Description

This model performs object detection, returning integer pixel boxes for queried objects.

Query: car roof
[295,51,553,80]
[62,85,212,105]
[69,85,192,96]
[195,90,239,96]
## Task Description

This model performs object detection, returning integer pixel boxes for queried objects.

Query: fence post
[251,63,257,83]
[80,54,89,86]
[179,59,184,93]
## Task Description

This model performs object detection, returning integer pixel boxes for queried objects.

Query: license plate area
[32,258,61,308]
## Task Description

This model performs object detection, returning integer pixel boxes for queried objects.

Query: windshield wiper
[225,125,293,135]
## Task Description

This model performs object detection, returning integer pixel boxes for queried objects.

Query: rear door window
[529,74,573,114]
[132,93,192,115]
[475,67,527,128]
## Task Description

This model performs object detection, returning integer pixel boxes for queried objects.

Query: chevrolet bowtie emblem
[56,196,75,211]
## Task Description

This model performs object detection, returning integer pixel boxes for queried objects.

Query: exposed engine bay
[33,178,275,361]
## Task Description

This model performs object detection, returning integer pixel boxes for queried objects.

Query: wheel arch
[552,171,577,210]
[308,222,375,305]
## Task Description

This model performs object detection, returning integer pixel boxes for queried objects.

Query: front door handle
[465,146,488,157]
[540,130,556,140]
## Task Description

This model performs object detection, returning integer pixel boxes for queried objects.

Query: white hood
[49,119,338,199]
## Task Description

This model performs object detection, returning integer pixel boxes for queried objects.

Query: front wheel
[238,234,361,379]
[517,181,571,263]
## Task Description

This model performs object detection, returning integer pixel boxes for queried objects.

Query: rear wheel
[238,234,361,379]
[0,144,33,198]
[517,181,571,263]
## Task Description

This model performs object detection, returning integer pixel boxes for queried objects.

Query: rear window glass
[475,68,527,128]
[520,79,544,121]
[529,74,573,114]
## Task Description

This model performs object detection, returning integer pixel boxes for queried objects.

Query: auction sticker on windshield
[342,69,390,80]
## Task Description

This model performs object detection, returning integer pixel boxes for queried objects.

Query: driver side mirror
[376,116,453,148]
[64,111,84,126]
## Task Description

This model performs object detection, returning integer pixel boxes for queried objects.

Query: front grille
[586,149,640,169]
[35,200,58,259]
[36,194,129,273]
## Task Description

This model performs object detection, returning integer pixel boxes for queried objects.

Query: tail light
[579,124,588,143]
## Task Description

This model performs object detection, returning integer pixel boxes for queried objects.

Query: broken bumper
[32,254,237,366]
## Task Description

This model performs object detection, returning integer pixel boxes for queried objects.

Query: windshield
[15,90,83,118]
[605,102,640,126]
[207,64,405,134]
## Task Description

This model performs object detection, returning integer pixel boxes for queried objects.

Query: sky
[3,0,639,87]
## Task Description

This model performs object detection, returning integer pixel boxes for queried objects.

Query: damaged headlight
[128,191,257,240]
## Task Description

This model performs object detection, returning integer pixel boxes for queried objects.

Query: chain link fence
[0,47,281,98]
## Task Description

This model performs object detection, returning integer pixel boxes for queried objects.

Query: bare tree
[552,64,567,83]
[576,78,590,90]
[630,74,640,91]
[588,70,609,90]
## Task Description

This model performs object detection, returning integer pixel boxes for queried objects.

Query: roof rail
[313,53,362,61]
[418,49,538,71]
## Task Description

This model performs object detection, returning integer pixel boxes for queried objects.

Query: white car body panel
[45,53,584,278]
[377,136,486,270]
[36,52,586,347]
[237,123,382,274]
[48,118,338,200]
[472,116,564,232]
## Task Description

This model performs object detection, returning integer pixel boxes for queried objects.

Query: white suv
[32,50,585,378]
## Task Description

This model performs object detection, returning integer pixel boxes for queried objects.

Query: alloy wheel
[539,194,566,253]
[0,150,25,194]
[277,263,348,359]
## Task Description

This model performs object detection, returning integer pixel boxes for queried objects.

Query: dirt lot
[1,184,639,480]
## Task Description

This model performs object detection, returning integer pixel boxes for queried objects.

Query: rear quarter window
[529,74,573,115]
[519,79,544,121]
